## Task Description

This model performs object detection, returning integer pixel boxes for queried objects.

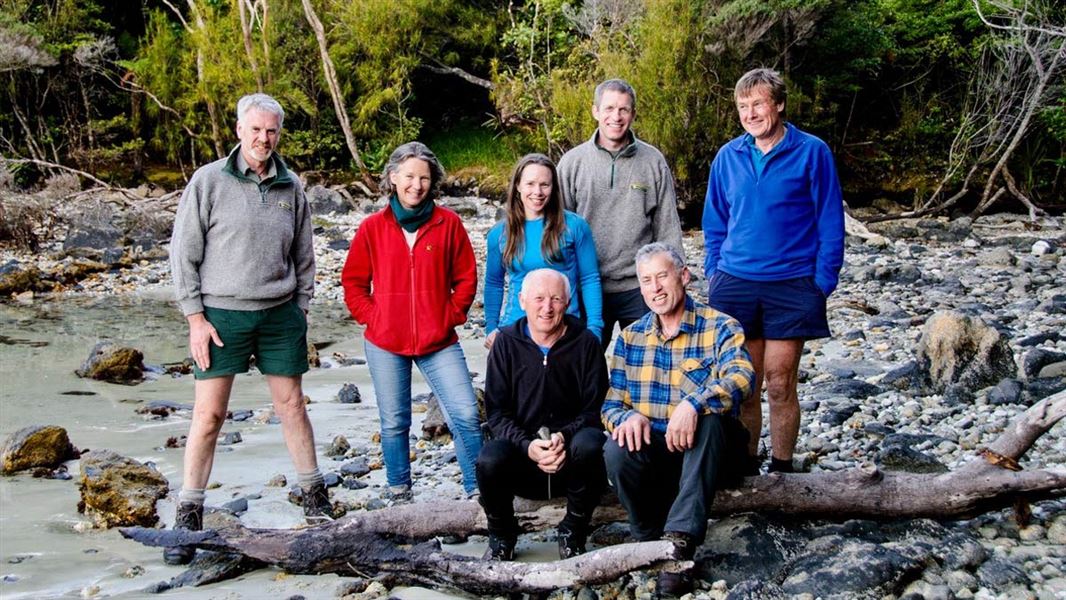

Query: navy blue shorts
[707,271,830,340]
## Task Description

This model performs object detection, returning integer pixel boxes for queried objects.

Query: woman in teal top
[484,154,603,348]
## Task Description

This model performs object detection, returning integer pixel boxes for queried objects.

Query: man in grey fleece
[558,79,684,348]
[165,93,331,566]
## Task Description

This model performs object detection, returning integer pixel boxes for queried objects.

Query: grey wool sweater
[557,132,684,293]
[170,146,315,316]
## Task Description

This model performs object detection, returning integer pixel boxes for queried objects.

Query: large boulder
[420,388,486,442]
[75,341,145,384]
[307,184,352,215]
[876,433,949,474]
[77,450,168,528]
[63,223,123,251]
[1,425,77,474]
[0,265,43,296]
[914,311,1016,398]
[1022,347,1066,380]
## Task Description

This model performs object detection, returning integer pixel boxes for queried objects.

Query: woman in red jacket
[341,142,482,499]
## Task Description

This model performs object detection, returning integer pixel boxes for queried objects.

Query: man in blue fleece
[702,68,845,475]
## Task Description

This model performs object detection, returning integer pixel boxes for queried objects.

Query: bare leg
[739,338,765,457]
[182,376,235,489]
[763,339,804,461]
[267,374,319,473]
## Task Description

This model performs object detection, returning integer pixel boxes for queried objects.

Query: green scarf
[389,195,435,233]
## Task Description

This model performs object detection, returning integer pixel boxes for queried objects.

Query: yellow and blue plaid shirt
[602,295,754,433]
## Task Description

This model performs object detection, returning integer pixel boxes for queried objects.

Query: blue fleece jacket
[484,211,604,339]
[702,124,845,296]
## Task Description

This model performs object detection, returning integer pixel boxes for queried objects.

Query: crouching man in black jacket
[477,268,609,561]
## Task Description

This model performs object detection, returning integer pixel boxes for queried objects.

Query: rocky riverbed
[1,188,1065,599]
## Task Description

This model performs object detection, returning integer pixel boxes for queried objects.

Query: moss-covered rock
[77,449,168,528]
[0,266,43,296]
[0,425,77,474]
[75,341,145,384]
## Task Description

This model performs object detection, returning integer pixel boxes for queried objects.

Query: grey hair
[735,68,787,107]
[634,242,685,271]
[520,268,571,303]
[594,78,636,111]
[237,93,285,129]
[379,142,445,199]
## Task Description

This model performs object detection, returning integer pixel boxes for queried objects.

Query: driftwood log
[121,391,1065,594]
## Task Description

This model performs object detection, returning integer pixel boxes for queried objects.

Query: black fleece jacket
[485,315,608,453]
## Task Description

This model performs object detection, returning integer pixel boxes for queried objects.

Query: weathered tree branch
[419,60,494,90]
[1,157,141,201]
[301,0,375,188]
[120,392,1065,594]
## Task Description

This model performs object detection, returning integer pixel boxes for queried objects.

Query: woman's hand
[484,330,498,350]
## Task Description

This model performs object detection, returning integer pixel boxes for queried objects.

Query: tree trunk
[300,0,374,188]
[236,0,263,91]
[120,392,1065,595]
[184,0,226,159]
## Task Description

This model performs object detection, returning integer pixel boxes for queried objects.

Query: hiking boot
[482,533,517,561]
[743,454,764,477]
[162,501,203,565]
[381,484,413,505]
[656,571,694,597]
[662,531,697,560]
[557,525,587,559]
[302,483,334,524]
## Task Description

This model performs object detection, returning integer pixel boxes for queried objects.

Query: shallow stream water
[0,292,529,599]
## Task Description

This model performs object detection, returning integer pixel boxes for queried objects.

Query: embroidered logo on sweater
[278,201,293,211]
[630,182,648,191]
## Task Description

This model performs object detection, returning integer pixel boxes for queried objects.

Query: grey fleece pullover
[170,146,315,316]
[557,131,683,293]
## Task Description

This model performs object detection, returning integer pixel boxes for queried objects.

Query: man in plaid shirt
[602,242,753,596]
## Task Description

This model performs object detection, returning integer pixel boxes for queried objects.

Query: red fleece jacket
[341,204,477,356]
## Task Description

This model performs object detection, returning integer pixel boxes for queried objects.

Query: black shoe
[768,456,795,474]
[163,501,203,565]
[483,533,516,561]
[743,454,763,477]
[302,483,334,524]
[656,571,693,597]
[662,531,697,560]
[557,525,587,559]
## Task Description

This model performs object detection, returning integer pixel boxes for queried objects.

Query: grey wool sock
[297,469,324,490]
[178,488,206,505]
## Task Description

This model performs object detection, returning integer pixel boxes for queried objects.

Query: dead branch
[1001,167,1047,220]
[119,527,686,594]
[419,60,494,90]
[301,0,375,188]
[1,158,141,201]
[119,392,1065,594]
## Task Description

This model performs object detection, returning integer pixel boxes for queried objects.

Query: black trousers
[476,427,607,537]
[604,414,742,543]
[601,288,651,348]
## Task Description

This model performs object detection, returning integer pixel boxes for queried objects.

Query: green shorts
[194,300,309,379]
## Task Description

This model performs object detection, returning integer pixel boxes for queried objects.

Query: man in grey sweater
[558,79,684,348]
[165,93,331,565]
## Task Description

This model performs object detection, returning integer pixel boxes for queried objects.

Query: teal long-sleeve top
[484,211,604,339]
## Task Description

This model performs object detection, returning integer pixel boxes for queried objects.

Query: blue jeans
[364,339,483,494]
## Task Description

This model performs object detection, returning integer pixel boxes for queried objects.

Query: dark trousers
[602,288,650,348]
[604,414,734,542]
[477,427,607,537]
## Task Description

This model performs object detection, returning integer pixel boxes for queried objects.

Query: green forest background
[1,0,1063,220]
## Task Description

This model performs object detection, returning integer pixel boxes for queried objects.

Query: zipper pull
[542,354,547,367]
